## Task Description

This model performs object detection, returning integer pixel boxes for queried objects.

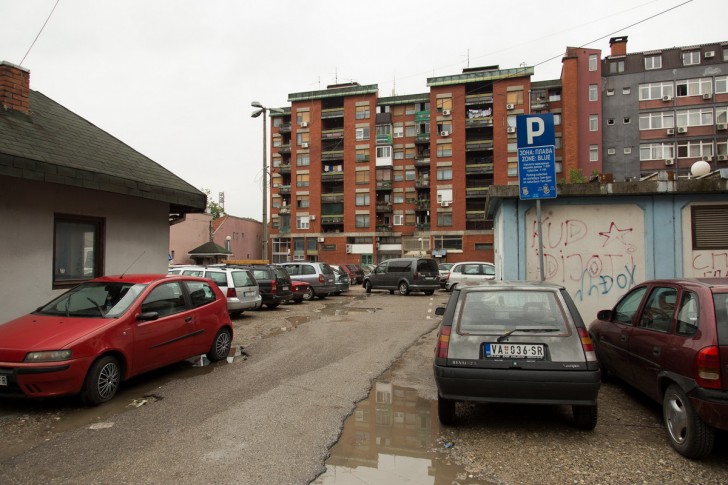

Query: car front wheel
[398,281,410,295]
[302,287,314,301]
[81,355,121,406]
[438,396,456,425]
[364,280,372,293]
[663,384,715,458]
[207,328,232,362]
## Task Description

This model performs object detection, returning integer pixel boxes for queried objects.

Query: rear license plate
[0,375,7,386]
[484,343,544,359]
[244,291,255,296]
[282,286,289,291]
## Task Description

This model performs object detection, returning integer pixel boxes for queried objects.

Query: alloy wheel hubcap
[98,362,120,399]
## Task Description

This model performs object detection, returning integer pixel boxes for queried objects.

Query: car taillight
[226,288,237,298]
[271,280,277,292]
[413,272,420,280]
[319,274,325,283]
[435,326,451,359]
[577,327,597,362]
[695,346,722,389]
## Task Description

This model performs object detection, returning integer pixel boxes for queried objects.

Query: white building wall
[0,177,170,321]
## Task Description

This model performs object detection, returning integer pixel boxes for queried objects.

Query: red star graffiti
[599,222,633,248]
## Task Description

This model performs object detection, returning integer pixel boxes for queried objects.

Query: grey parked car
[433,281,601,429]
[362,257,440,295]
[279,262,337,299]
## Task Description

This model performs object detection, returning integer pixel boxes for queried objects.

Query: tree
[202,188,225,219]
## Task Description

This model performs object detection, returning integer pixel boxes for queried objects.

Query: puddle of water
[314,372,496,485]
[334,307,379,316]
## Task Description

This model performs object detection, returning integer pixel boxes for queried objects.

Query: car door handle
[185,317,193,323]
[620,335,628,342]
[652,347,661,357]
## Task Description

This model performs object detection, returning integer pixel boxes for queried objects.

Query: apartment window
[624,147,632,155]
[677,140,714,159]
[393,105,405,116]
[676,78,712,97]
[394,148,404,160]
[376,169,391,183]
[607,118,615,126]
[433,235,463,250]
[53,214,104,287]
[640,143,675,160]
[639,81,674,100]
[589,145,599,162]
[355,127,370,141]
[405,169,416,181]
[553,114,561,125]
[554,136,562,149]
[437,121,453,134]
[682,50,701,66]
[506,91,524,105]
[376,124,391,138]
[393,171,404,182]
[507,162,518,177]
[639,112,674,130]
[623,117,631,124]
[273,136,282,148]
[716,106,728,124]
[405,126,416,137]
[436,97,452,113]
[393,214,404,226]
[296,195,309,209]
[296,216,310,230]
[355,214,369,228]
[724,48,728,62]
[437,143,452,157]
[436,167,453,180]
[355,193,370,206]
[405,147,416,159]
[393,194,405,204]
[717,76,728,94]
[393,125,404,138]
[405,104,416,115]
[296,153,309,166]
[376,146,391,158]
[355,170,370,184]
[589,115,598,131]
[356,105,370,119]
[507,142,517,153]
[622,87,631,95]
[645,54,662,70]
[676,108,713,127]
[589,84,598,102]
[607,148,616,155]
[296,132,310,146]
[273,117,282,127]
[356,148,370,162]
[296,111,310,125]
[609,60,625,73]
[296,173,309,187]
[692,205,728,250]
[437,212,452,227]
[589,54,598,71]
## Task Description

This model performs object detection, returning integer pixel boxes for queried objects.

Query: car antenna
[120,251,146,278]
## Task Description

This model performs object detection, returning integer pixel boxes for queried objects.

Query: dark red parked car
[590,278,728,458]
[0,274,233,405]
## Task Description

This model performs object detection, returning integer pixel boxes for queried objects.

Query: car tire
[663,384,715,458]
[424,290,434,295]
[364,281,372,293]
[398,281,410,295]
[438,396,456,426]
[317,292,328,299]
[266,303,279,309]
[292,297,303,304]
[572,404,598,430]
[230,310,243,317]
[81,355,121,406]
[207,327,232,362]
[302,287,314,301]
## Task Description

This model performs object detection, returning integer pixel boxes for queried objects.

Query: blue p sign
[516,114,555,148]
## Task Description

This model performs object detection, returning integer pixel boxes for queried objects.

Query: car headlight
[24,350,73,362]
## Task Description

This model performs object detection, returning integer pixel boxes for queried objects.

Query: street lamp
[251,101,282,262]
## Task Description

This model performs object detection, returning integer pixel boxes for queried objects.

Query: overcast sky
[2,0,726,219]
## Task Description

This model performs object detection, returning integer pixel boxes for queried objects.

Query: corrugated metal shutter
[692,205,728,249]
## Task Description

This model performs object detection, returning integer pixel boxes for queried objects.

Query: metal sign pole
[537,199,544,282]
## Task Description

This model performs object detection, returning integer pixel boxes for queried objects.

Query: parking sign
[516,114,557,200]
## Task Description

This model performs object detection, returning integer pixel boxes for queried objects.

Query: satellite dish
[690,160,711,177]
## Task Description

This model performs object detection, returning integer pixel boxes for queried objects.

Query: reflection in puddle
[314,372,496,485]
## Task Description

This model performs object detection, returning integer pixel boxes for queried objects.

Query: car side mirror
[596,309,612,321]
[137,311,160,321]
[435,307,445,316]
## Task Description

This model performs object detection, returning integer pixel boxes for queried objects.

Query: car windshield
[35,282,148,318]
[457,289,568,334]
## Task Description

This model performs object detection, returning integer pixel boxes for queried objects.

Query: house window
[296,111,310,125]
[393,214,404,226]
[645,54,662,70]
[393,194,404,203]
[676,78,712,97]
[437,212,452,227]
[356,105,370,119]
[356,148,370,162]
[436,167,453,180]
[639,112,674,130]
[676,108,714,127]
[355,214,369,228]
[639,81,674,100]
[405,126,416,137]
[640,143,675,160]
[355,127,370,141]
[394,148,404,160]
[356,193,370,206]
[393,125,404,138]
[589,84,598,101]
[677,140,714,159]
[54,214,104,287]
[405,169,416,181]
[437,121,453,134]
[717,76,728,94]
[589,145,599,162]
[589,54,598,71]
[296,153,309,166]
[355,170,370,184]
[682,50,701,66]
[296,132,310,146]
[691,205,728,250]
[376,146,391,158]
[405,146,416,159]
[296,173,309,187]
[436,97,452,113]
[609,60,625,73]
[296,216,310,230]
[296,195,309,208]
[437,143,452,157]
[589,115,598,131]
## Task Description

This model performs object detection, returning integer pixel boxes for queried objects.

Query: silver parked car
[169,265,261,315]
[444,261,496,291]
[279,262,337,299]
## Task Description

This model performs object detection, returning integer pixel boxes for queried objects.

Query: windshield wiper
[87,297,106,317]
[497,327,559,342]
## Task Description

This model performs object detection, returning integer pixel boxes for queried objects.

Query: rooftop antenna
[392,75,396,96]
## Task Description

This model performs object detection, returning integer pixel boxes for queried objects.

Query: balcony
[415,133,430,144]
[321,193,344,203]
[415,178,430,189]
[321,107,344,119]
[376,224,393,232]
[279,164,291,174]
[416,223,430,231]
[466,187,489,198]
[465,93,493,105]
[375,202,392,212]
[466,210,486,221]
[465,163,493,175]
[466,117,493,128]
[465,139,493,152]
[321,215,345,224]
[278,122,291,134]
[356,154,370,162]
[375,181,393,191]
[321,171,344,182]
[279,206,290,214]
[279,226,291,235]
[278,184,291,195]
[376,133,392,145]
[278,144,291,155]
[414,156,430,167]
[321,150,344,161]
[322,128,344,140]
[414,110,430,122]
[416,199,430,210]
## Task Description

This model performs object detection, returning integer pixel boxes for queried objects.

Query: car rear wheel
[572,404,598,430]
[663,384,715,458]
[302,287,314,301]
[266,302,279,309]
[364,281,372,293]
[81,355,121,406]
[207,328,232,362]
[317,292,328,299]
[398,281,410,295]
[438,396,456,426]
[424,290,434,295]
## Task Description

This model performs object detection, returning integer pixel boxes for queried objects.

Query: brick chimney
[609,36,628,57]
[0,61,31,114]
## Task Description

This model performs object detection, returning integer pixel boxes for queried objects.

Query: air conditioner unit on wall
[506,127,516,134]
[666,128,675,135]
[506,104,515,110]
[346,244,352,254]
[300,122,308,127]
[662,95,673,102]
[718,155,727,161]
[302,142,309,148]
[442,109,451,116]
[717,123,728,130]
[705,51,715,58]
[440,131,450,137]
[309,215,316,220]
[317,237,325,242]
[440,200,450,207]
[677,126,688,134]
[664,159,675,166]
[702,93,712,100]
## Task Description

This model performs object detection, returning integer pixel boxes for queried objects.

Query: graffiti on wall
[527,206,645,319]
[691,251,728,277]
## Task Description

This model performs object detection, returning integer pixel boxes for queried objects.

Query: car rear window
[232,270,256,287]
[457,290,568,335]
[274,267,290,279]
[206,271,228,287]
[252,269,270,281]
[417,259,438,272]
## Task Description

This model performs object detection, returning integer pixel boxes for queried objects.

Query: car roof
[458,280,566,291]
[636,278,728,290]
[92,274,175,284]
[451,261,494,266]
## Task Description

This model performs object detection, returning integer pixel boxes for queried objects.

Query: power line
[19,0,61,66]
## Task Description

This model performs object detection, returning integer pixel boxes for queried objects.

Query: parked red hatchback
[590,278,728,458]
[0,274,233,405]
